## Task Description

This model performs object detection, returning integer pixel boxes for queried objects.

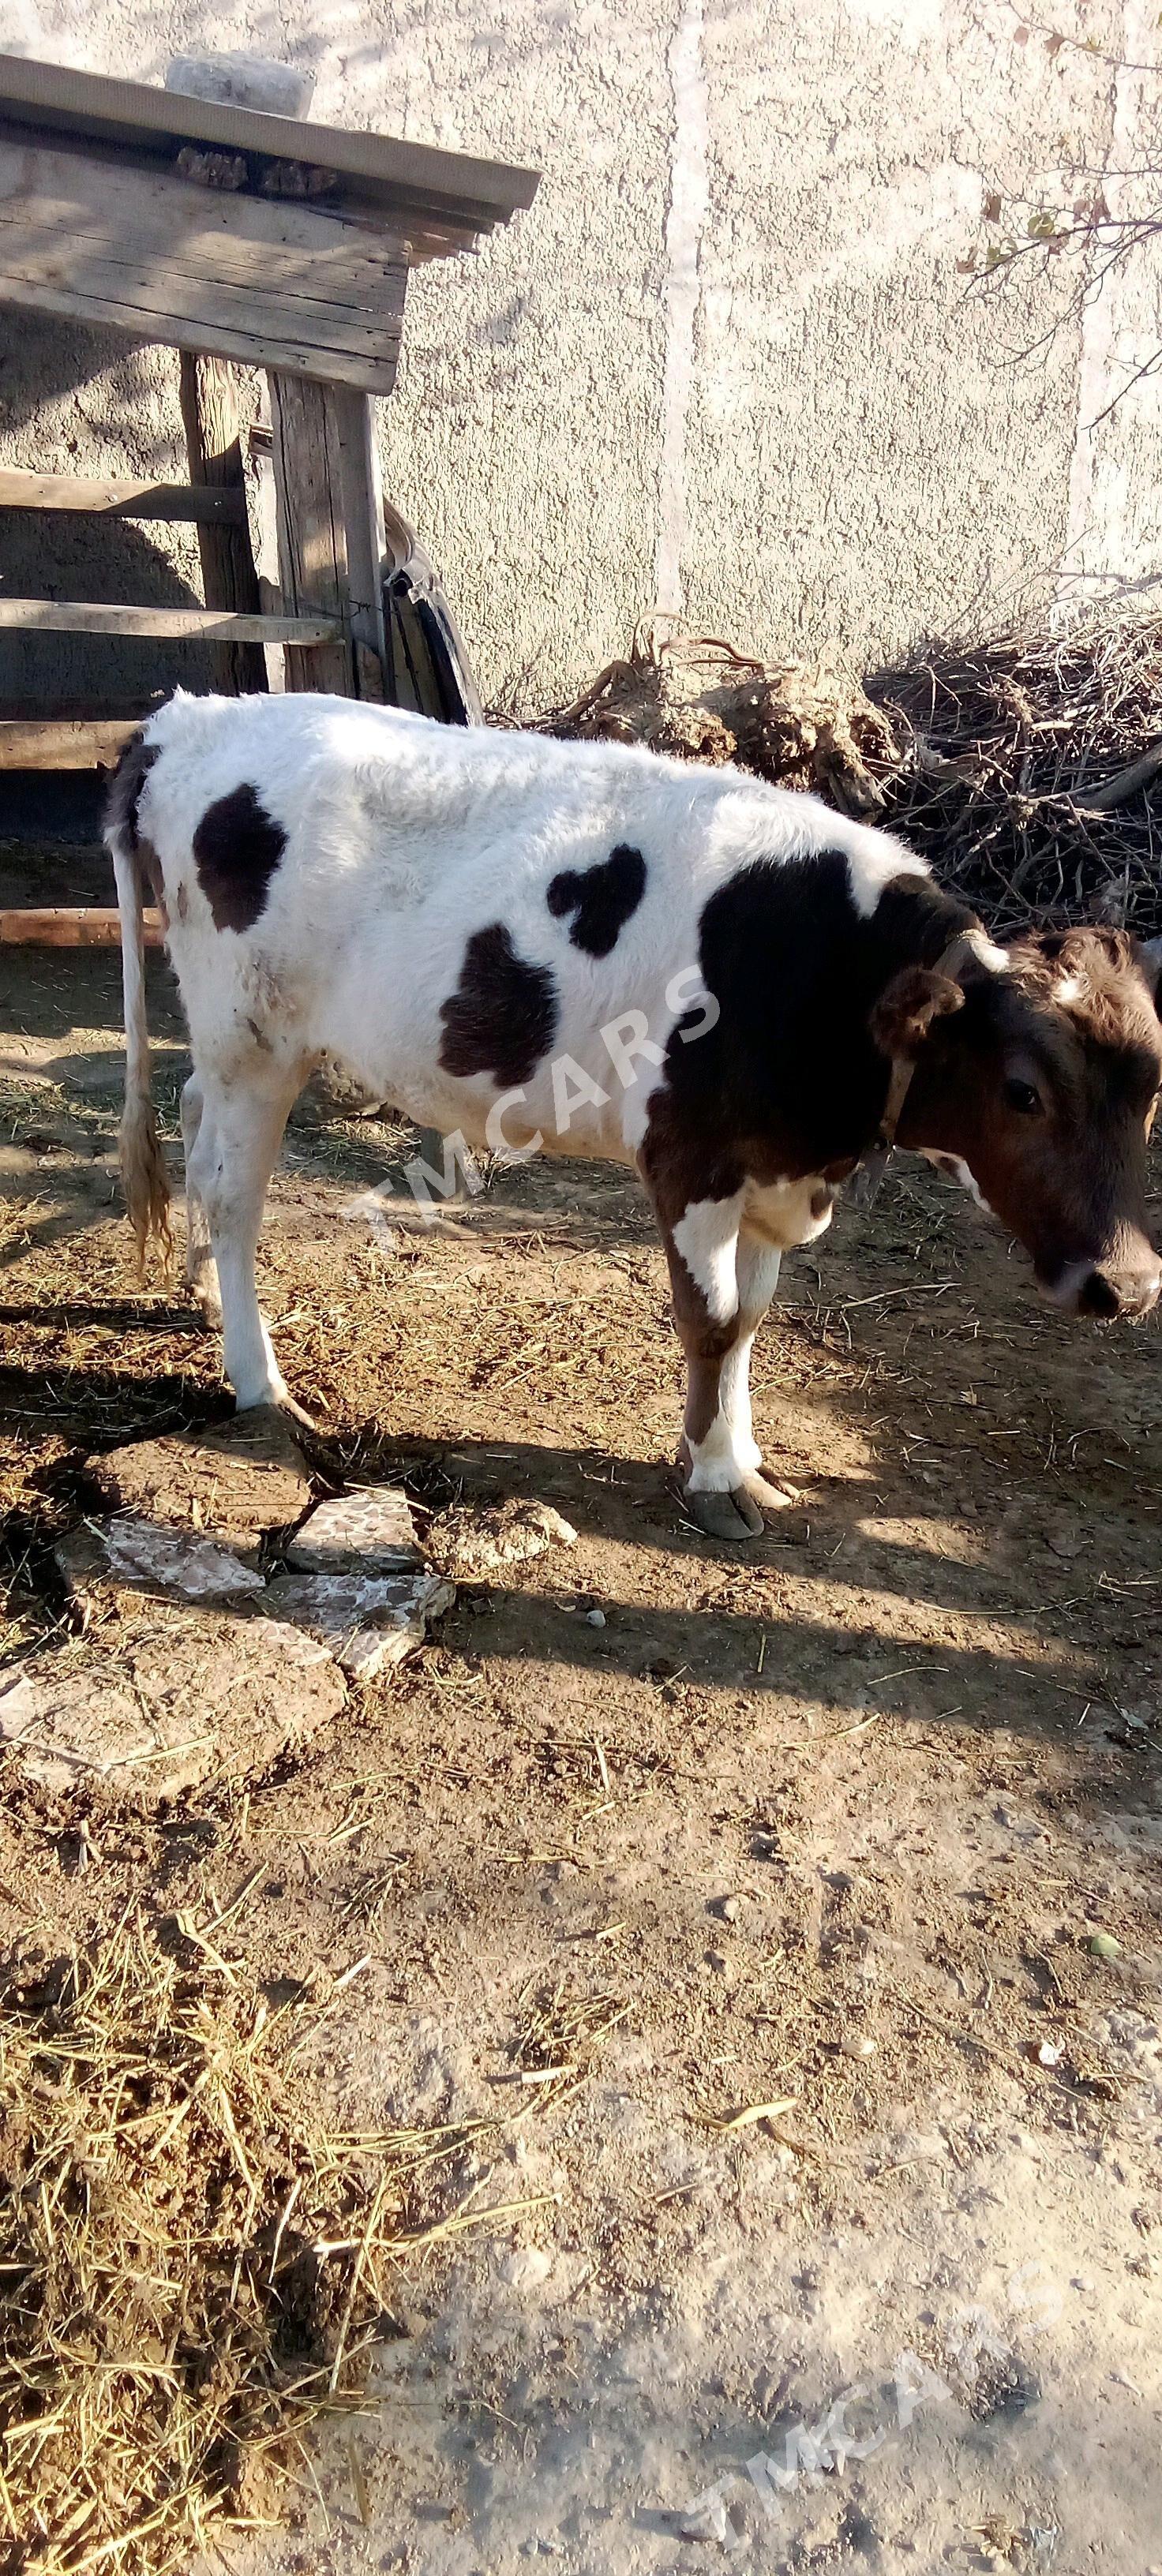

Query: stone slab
[263,1567,455,1679]
[287,1485,422,1574]
[0,1613,345,1800]
[57,1515,264,1604]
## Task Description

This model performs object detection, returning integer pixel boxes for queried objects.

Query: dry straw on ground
[539,610,1162,935]
[0,1903,501,2576]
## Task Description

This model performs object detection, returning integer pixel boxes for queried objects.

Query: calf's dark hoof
[684,1485,766,1541]
[684,1471,798,1543]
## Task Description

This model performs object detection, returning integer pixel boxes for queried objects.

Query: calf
[109,691,1162,1541]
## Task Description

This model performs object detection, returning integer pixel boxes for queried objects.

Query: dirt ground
[1,900,1160,2576]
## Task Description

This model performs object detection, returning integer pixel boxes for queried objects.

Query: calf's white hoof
[234,1388,319,1433]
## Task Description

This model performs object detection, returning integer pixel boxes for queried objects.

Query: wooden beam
[0,56,540,229]
[178,354,266,695]
[330,386,388,699]
[268,373,357,696]
[0,136,406,391]
[0,599,342,641]
[0,905,163,946]
[0,466,246,522]
[0,716,139,769]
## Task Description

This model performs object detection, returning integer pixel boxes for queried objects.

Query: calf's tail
[105,732,174,1274]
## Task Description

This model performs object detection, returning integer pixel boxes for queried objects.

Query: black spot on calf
[193,783,287,934]
[646,849,976,1188]
[547,844,647,959]
[439,923,559,1088]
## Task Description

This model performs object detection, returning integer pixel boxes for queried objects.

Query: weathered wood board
[0,468,245,522]
[0,717,139,768]
[0,599,341,642]
[0,133,407,391]
[268,373,387,695]
[0,906,163,945]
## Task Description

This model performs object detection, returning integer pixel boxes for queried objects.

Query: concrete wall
[0,0,1158,716]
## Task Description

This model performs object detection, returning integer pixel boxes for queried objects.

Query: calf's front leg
[657,1193,792,1540]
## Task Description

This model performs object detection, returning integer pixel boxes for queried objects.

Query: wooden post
[267,373,386,699]
[331,386,388,702]
[178,351,267,695]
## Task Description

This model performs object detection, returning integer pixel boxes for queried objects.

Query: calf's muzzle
[1052,1246,1162,1320]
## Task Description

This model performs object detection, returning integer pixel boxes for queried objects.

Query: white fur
[672,1191,746,1323]
[967,929,1010,974]
[112,693,931,1412]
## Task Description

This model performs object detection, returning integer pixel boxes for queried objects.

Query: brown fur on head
[888,926,1162,1317]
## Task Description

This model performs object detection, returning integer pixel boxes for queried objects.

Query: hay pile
[0,1907,497,2575]
[540,612,1162,935]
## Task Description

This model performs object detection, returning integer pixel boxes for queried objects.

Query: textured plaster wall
[0,0,1158,713]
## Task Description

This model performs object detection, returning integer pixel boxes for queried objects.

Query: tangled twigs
[536,609,1162,934]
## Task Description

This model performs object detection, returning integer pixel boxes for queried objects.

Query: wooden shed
[0,50,538,814]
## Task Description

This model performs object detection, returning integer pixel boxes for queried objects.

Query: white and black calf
[110,692,1162,1541]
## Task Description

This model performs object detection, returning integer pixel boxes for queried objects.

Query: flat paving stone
[87,1409,313,1558]
[57,1515,264,1604]
[263,1567,454,1679]
[287,1485,422,1574]
[0,1612,345,1800]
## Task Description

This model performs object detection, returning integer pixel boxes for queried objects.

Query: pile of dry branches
[0,1910,497,2576]
[872,614,1162,934]
[539,612,1162,934]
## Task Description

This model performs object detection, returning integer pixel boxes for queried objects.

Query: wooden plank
[178,354,266,695]
[0,467,246,522]
[0,139,410,290]
[268,373,356,696]
[0,717,139,769]
[0,54,540,227]
[0,271,401,396]
[0,600,342,642]
[330,387,388,698]
[0,905,163,946]
[0,133,461,277]
[0,139,407,390]
[0,125,467,267]
[0,247,405,373]
[0,227,409,356]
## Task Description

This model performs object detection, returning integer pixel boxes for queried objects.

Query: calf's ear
[1139,933,1162,1017]
[870,965,965,1061]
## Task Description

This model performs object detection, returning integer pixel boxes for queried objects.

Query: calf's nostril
[1078,1269,1122,1318]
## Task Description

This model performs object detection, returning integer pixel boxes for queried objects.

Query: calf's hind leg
[180,1074,221,1326]
[186,1069,304,1416]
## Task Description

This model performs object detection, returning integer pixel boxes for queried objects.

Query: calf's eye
[1003,1076,1042,1114]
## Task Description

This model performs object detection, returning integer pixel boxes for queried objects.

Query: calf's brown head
[877,927,1162,1318]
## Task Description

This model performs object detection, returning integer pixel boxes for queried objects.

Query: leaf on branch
[984,192,1003,224]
